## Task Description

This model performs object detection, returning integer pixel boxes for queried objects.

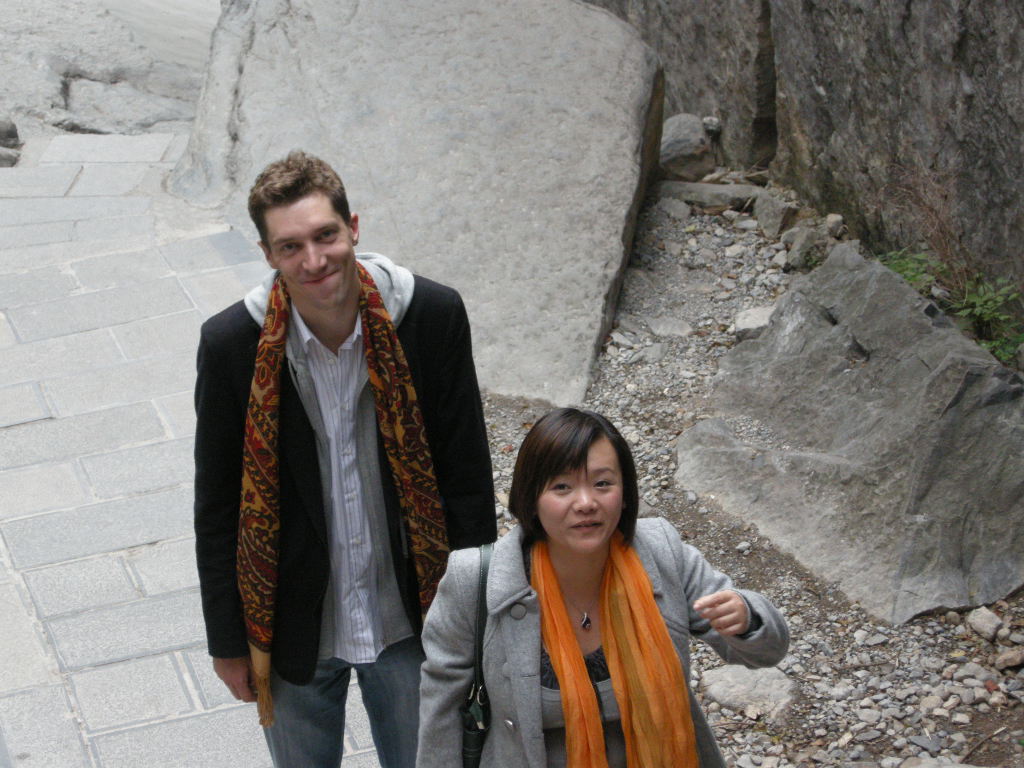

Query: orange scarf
[532,534,698,768]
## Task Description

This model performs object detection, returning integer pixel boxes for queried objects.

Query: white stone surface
[700,664,796,724]
[0,166,79,198]
[91,706,270,768]
[43,352,195,416]
[71,654,192,730]
[0,403,166,469]
[23,557,138,617]
[40,134,175,164]
[171,0,662,403]
[0,583,56,693]
[127,538,199,595]
[47,590,204,670]
[68,163,152,196]
[0,686,90,767]
[0,383,49,428]
[154,391,197,437]
[0,463,88,521]
[3,486,192,569]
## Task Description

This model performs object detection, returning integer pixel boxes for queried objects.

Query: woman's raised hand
[693,590,749,636]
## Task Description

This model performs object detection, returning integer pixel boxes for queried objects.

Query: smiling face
[259,192,360,322]
[535,436,624,562]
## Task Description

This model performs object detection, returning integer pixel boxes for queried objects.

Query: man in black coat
[193,151,495,768]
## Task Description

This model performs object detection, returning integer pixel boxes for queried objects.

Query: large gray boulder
[0,0,210,136]
[169,0,662,404]
[675,243,1024,624]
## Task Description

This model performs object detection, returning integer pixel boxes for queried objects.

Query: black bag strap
[466,542,492,730]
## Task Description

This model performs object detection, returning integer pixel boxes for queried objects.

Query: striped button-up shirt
[293,310,383,663]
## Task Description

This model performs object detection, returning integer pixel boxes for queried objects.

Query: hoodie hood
[243,252,415,328]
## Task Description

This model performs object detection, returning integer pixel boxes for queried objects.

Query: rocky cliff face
[585,0,775,168]
[587,0,1023,294]
[770,0,1023,292]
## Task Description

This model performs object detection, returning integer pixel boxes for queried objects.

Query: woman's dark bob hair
[508,407,639,546]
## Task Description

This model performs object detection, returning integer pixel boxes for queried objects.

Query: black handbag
[459,542,493,768]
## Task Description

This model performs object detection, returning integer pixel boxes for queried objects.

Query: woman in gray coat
[418,408,789,768]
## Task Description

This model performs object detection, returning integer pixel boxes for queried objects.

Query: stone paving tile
[44,351,195,416]
[0,403,165,469]
[6,277,192,342]
[73,212,155,244]
[0,266,76,309]
[0,312,14,347]
[164,134,189,164]
[70,655,192,731]
[0,463,88,521]
[40,134,173,164]
[0,328,123,388]
[0,241,78,272]
[112,309,202,359]
[125,538,197,596]
[0,686,90,768]
[341,750,382,767]
[23,557,138,618]
[180,647,235,710]
[345,684,376,751]
[0,583,56,694]
[0,196,151,227]
[2,485,191,569]
[0,165,79,198]
[0,221,74,251]
[154,391,196,438]
[70,246,171,290]
[47,590,204,670]
[69,164,150,197]
[159,230,263,273]
[181,647,377,767]
[180,262,270,318]
[0,383,49,428]
[81,437,193,499]
[91,706,270,768]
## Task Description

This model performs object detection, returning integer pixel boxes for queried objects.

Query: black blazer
[193,275,496,684]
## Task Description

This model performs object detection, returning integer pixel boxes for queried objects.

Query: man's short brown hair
[508,408,639,547]
[248,150,352,243]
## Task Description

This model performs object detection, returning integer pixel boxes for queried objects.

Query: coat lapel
[279,369,327,545]
[489,530,547,768]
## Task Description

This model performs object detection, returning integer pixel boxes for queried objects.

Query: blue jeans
[264,636,424,768]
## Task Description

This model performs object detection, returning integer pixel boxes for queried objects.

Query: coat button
[503,719,516,731]
[509,603,527,619]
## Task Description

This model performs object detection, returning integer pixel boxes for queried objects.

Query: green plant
[956,278,1021,339]
[877,254,1024,365]
[879,249,944,295]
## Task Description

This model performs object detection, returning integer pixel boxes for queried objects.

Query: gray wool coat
[417,517,790,768]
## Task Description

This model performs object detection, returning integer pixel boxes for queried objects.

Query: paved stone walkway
[0,134,382,767]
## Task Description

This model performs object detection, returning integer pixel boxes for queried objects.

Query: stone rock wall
[170,0,662,404]
[675,243,1024,624]
[770,0,1024,292]
[590,0,1023,293]
[583,0,774,168]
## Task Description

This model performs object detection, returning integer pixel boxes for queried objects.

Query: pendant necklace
[566,596,597,631]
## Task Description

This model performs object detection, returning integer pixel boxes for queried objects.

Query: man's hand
[693,590,749,636]
[213,656,257,702]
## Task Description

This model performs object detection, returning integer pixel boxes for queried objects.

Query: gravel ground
[479,190,1024,768]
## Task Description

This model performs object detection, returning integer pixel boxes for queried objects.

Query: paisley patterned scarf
[238,263,448,726]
